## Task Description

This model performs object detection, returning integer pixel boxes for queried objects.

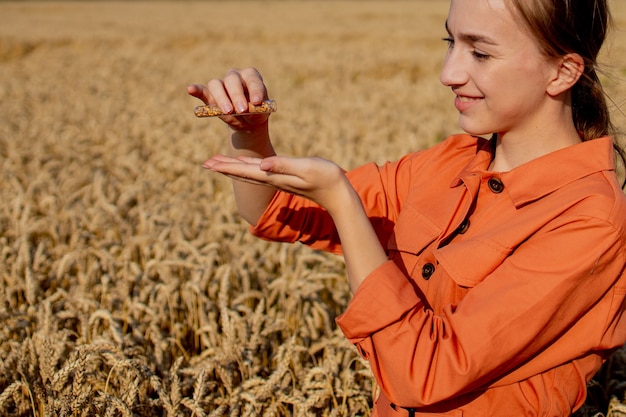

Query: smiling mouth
[456,95,481,102]
[453,94,483,112]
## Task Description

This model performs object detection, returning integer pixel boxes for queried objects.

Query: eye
[471,50,490,61]
[442,37,454,49]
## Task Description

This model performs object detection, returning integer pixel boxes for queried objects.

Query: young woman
[187,0,626,415]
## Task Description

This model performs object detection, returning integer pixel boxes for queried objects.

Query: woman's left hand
[203,154,351,215]
[205,153,389,291]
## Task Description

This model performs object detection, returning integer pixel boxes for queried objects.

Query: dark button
[488,177,504,193]
[390,404,418,417]
[458,218,470,234]
[422,263,435,280]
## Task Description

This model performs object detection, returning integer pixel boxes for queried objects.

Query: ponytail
[572,67,612,142]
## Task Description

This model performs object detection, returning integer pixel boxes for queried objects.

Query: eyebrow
[444,20,499,45]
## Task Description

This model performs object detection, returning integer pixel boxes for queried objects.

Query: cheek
[482,64,545,107]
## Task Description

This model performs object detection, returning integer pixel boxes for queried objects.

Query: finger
[206,159,274,185]
[257,156,304,176]
[202,154,261,170]
[239,68,267,104]
[203,155,240,170]
[186,84,210,104]
[222,69,250,114]
[235,155,265,164]
[207,78,234,114]
[223,173,273,187]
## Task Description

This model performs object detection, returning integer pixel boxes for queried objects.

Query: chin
[458,117,495,138]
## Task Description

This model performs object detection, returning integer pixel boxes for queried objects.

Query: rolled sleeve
[336,260,423,340]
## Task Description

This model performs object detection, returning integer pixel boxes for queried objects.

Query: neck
[488,107,582,172]
[489,129,581,172]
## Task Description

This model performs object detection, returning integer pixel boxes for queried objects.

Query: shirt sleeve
[335,214,626,407]
[250,155,415,254]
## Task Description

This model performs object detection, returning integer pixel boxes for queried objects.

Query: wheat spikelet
[55,390,76,417]
[214,360,237,397]
[50,353,84,392]
[120,374,142,408]
[24,264,37,307]
[55,250,81,283]
[262,399,289,417]
[216,264,233,309]
[312,302,333,337]
[148,321,166,368]
[192,367,209,403]
[92,170,119,217]
[168,356,184,411]
[218,308,239,362]
[181,280,202,327]
[33,333,55,385]
[304,389,331,411]
[71,389,94,417]
[18,338,46,415]
[238,336,298,407]
[88,309,124,346]
[103,394,133,417]
[243,297,266,355]
[303,367,332,392]
[31,239,52,274]
[241,377,274,404]
[0,381,28,414]
[206,404,229,417]
[0,259,9,310]
[304,315,320,342]
[103,359,125,397]
[182,397,208,417]
[150,374,176,416]
[196,323,220,351]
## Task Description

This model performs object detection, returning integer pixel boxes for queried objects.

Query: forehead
[446,0,529,43]
[447,0,514,33]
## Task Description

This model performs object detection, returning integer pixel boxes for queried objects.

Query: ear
[546,53,585,97]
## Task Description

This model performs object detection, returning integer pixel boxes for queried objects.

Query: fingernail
[221,102,233,113]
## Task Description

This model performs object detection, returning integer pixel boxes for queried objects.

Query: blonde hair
[507,0,626,187]
[508,0,613,141]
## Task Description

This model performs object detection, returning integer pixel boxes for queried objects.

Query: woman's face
[440,0,557,138]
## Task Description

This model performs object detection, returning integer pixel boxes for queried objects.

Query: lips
[454,94,483,112]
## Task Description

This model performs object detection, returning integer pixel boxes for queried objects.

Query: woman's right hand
[190,68,277,226]
[187,67,271,131]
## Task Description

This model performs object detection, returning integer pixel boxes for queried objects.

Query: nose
[439,48,468,87]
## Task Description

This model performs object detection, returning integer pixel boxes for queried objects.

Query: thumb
[259,156,284,173]
[187,84,209,103]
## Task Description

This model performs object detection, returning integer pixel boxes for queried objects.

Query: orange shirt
[251,134,626,416]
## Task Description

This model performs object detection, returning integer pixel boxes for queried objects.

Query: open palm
[203,155,350,214]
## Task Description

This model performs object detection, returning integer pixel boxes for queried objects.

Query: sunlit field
[1,1,626,416]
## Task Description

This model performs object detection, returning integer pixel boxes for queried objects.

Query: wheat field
[1,1,626,416]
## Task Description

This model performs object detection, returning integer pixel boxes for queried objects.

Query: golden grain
[194,100,277,118]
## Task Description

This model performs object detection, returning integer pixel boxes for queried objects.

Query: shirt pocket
[386,203,441,277]
[435,237,512,288]
[386,203,441,255]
